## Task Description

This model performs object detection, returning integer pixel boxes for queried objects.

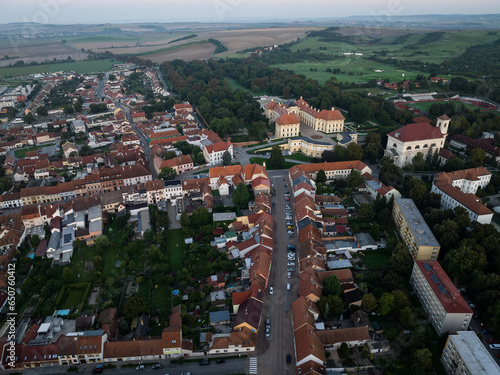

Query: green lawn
[403,99,492,113]
[14,143,55,158]
[0,59,119,78]
[225,77,269,95]
[285,153,314,162]
[166,229,184,272]
[249,157,298,170]
[360,249,392,270]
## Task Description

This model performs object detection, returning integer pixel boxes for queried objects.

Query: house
[162,305,182,358]
[71,120,86,133]
[209,310,231,326]
[362,172,401,200]
[62,141,78,158]
[291,161,372,181]
[202,138,233,166]
[431,167,493,224]
[154,154,193,175]
[288,137,335,158]
[275,113,300,138]
[384,115,450,168]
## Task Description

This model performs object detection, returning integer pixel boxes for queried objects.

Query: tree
[346,143,363,161]
[62,267,74,284]
[362,294,377,312]
[346,169,365,190]
[390,244,413,278]
[222,150,232,166]
[400,306,417,329]
[377,292,394,315]
[93,255,103,269]
[444,156,464,172]
[379,157,404,187]
[73,101,83,113]
[36,106,48,117]
[268,145,285,169]
[317,295,344,320]
[160,166,177,180]
[95,235,110,253]
[359,203,375,220]
[30,235,40,248]
[405,177,428,208]
[470,148,486,167]
[444,245,487,285]
[63,104,74,114]
[323,275,343,296]
[316,169,327,184]
[351,102,372,123]
[413,348,433,373]
[190,207,211,228]
[338,342,350,358]
[412,152,426,171]
[232,182,250,209]
[364,142,382,163]
[23,112,35,124]
[369,223,380,240]
[123,294,150,322]
[391,290,410,313]
[180,211,190,227]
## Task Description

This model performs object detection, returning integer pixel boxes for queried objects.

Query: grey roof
[88,204,102,221]
[356,233,377,247]
[366,179,382,191]
[291,136,332,146]
[396,198,440,248]
[449,331,500,374]
[137,210,150,233]
[164,179,182,187]
[213,212,237,222]
[337,132,356,145]
[61,226,75,246]
[89,219,102,234]
[47,231,61,251]
[209,310,231,323]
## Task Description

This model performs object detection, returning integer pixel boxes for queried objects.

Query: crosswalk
[249,357,258,374]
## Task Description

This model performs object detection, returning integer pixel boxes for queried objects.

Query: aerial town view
[1,1,500,374]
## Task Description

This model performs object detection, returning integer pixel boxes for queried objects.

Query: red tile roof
[388,122,444,142]
[415,260,473,314]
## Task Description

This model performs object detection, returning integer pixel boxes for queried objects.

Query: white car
[269,286,274,294]
[287,272,291,279]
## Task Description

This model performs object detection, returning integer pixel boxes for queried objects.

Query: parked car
[483,329,493,335]
[287,230,294,234]
[487,338,498,344]
[489,344,500,350]
[266,326,270,337]
[287,262,295,266]
[286,354,291,364]
[480,322,487,328]
[152,364,162,370]
[266,318,270,325]
[468,302,476,308]
[136,365,145,371]
[287,267,294,272]
[287,272,291,279]
[92,364,103,374]
[285,197,290,201]
[216,358,225,364]
[199,359,211,366]
[284,184,287,188]
[286,283,291,291]
[269,286,274,294]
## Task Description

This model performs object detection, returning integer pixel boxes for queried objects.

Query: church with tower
[384,115,450,168]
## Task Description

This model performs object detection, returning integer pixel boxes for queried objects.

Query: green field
[273,58,426,85]
[285,153,314,162]
[403,99,491,113]
[0,59,119,78]
[14,143,55,159]
[166,228,184,272]
[360,249,392,270]
[59,287,86,309]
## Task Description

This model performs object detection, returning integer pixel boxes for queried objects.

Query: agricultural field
[0,59,118,79]
[0,38,88,67]
[64,27,312,62]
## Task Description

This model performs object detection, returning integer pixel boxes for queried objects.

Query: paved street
[256,171,297,374]
[95,72,109,99]
[114,102,158,179]
[18,358,247,375]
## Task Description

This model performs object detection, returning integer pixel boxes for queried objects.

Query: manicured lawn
[59,288,86,309]
[151,284,170,312]
[14,143,55,158]
[285,153,314,162]
[166,229,184,272]
[360,249,392,270]
[0,60,118,78]
[249,157,298,170]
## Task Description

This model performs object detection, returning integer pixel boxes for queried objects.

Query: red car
[487,338,498,344]
[285,197,290,201]
[480,322,487,328]
[497,353,500,359]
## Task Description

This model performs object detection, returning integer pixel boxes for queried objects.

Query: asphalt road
[95,72,109,100]
[256,171,297,374]
[114,102,158,179]
[19,358,247,375]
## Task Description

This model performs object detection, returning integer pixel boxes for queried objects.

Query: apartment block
[393,198,440,260]
[441,331,500,375]
[411,261,473,335]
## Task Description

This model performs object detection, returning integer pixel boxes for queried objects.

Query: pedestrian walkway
[249,357,258,374]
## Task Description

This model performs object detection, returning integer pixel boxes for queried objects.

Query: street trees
[233,182,250,209]
[268,145,285,169]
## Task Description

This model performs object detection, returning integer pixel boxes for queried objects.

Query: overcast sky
[1,0,500,24]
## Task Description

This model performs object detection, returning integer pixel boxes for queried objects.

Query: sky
[1,0,500,24]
